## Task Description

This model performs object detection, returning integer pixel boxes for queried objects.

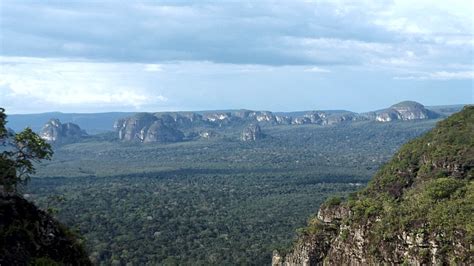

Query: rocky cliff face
[273,106,473,265]
[114,102,447,143]
[40,119,87,143]
[114,113,184,143]
[241,124,265,142]
[144,120,184,143]
[0,193,91,265]
[363,101,440,122]
[199,130,219,139]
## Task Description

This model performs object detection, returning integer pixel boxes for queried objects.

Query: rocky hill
[0,193,91,265]
[362,101,440,122]
[273,106,473,265]
[114,113,185,143]
[40,118,87,144]
[6,103,464,137]
[114,102,451,143]
[241,124,265,141]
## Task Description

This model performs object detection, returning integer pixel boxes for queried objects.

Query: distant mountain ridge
[113,102,465,143]
[6,102,466,141]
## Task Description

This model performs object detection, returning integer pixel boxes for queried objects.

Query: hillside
[0,108,91,265]
[11,103,464,264]
[0,193,91,265]
[273,106,473,265]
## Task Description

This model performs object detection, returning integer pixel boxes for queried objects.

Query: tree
[0,108,53,193]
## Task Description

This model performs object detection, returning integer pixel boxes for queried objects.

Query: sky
[0,0,473,114]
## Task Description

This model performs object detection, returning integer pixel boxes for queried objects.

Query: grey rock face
[199,130,218,139]
[40,119,87,143]
[272,203,455,266]
[204,112,231,123]
[232,110,276,123]
[143,121,184,143]
[304,112,325,124]
[241,124,264,141]
[275,115,292,125]
[114,113,184,143]
[364,101,439,122]
[114,113,156,141]
[292,117,312,125]
[272,219,336,266]
[317,205,350,223]
[113,102,443,144]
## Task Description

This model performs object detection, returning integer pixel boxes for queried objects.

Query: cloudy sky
[0,0,473,114]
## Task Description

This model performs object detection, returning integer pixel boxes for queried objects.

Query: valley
[23,108,442,264]
[2,2,471,264]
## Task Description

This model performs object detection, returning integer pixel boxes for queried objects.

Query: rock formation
[143,120,184,143]
[273,106,473,265]
[40,119,87,143]
[241,124,265,141]
[199,130,219,139]
[364,101,440,122]
[114,113,184,143]
[113,102,450,143]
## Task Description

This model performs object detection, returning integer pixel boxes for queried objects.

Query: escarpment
[113,102,449,143]
[363,101,440,122]
[273,106,473,265]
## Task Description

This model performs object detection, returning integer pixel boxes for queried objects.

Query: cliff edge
[273,106,473,265]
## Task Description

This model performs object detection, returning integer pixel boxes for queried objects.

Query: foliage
[0,108,53,192]
[333,106,473,262]
[31,257,61,266]
[323,196,343,208]
[0,194,91,265]
[424,178,465,201]
[0,108,89,265]
[27,117,439,265]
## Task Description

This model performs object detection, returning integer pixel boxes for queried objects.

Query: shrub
[425,178,465,201]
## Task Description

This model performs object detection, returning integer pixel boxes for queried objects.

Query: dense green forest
[27,120,438,265]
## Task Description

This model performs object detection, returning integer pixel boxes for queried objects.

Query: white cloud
[2,0,471,68]
[0,57,168,109]
[430,71,474,80]
[394,71,474,80]
[0,0,473,113]
[144,64,163,72]
[304,66,331,73]
[373,0,473,35]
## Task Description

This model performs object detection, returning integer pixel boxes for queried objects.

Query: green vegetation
[299,106,474,263]
[25,118,439,265]
[0,108,53,193]
[322,196,343,207]
[0,108,90,265]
